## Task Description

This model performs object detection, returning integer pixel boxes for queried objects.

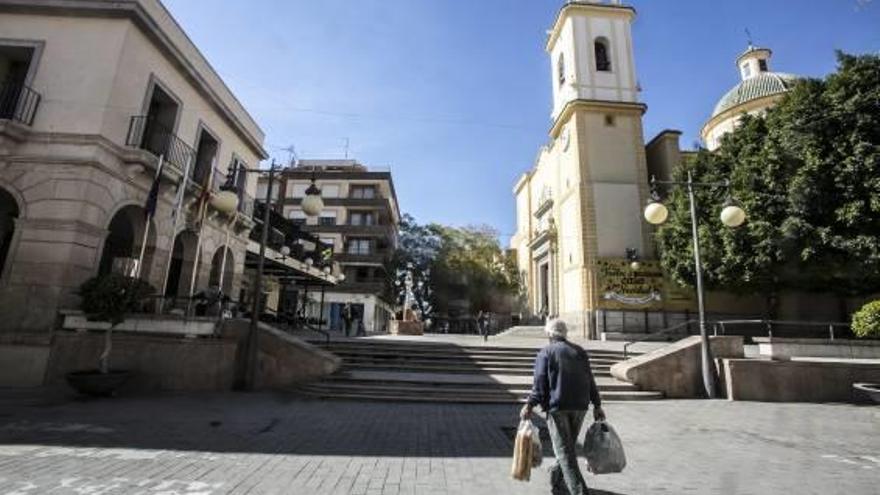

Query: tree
[390,215,521,318]
[655,52,880,317]
[78,273,155,373]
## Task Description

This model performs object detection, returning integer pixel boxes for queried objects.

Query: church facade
[512,1,843,340]
[511,0,661,339]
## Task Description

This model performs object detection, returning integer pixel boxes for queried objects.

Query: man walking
[477,310,490,342]
[521,319,605,495]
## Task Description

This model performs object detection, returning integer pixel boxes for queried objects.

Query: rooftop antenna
[343,138,350,159]
[282,145,298,167]
[744,28,754,48]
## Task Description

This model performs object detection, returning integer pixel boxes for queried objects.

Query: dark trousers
[343,320,352,337]
[547,410,590,495]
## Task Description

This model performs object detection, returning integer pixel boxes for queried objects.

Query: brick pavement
[0,391,877,495]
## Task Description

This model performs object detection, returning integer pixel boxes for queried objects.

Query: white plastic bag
[511,419,543,481]
[583,420,626,474]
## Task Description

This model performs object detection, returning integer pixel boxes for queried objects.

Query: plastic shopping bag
[583,420,627,474]
[511,419,542,481]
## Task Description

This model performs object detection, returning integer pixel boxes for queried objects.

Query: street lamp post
[212,160,324,390]
[643,172,746,399]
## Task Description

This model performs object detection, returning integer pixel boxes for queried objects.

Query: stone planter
[755,337,880,360]
[66,370,132,397]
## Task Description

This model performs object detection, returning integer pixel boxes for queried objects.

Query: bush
[79,273,154,326]
[852,300,880,338]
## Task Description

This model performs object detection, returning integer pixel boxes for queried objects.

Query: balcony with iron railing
[0,80,41,126]
[125,115,195,175]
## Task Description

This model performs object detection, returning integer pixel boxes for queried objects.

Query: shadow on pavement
[0,392,578,459]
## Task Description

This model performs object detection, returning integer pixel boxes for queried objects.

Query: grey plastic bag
[583,420,626,474]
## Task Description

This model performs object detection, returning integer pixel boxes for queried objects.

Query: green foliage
[656,52,880,315]
[852,300,880,338]
[79,273,155,327]
[391,215,520,316]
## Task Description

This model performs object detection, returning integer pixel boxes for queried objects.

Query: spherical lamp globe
[720,204,747,228]
[279,245,291,257]
[211,190,239,214]
[630,260,641,271]
[301,193,323,218]
[644,202,669,225]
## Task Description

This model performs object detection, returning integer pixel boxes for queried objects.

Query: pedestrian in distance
[477,310,490,342]
[342,303,354,338]
[521,319,605,495]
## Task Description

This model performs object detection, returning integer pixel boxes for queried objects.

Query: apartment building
[261,160,400,333]
[0,0,267,331]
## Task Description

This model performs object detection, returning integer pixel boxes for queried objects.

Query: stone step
[342,362,612,376]
[292,385,664,404]
[320,377,640,394]
[314,341,634,359]
[333,352,622,366]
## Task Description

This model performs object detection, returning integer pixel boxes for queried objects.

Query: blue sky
[163,0,879,243]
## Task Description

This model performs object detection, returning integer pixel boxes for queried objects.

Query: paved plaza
[0,390,877,495]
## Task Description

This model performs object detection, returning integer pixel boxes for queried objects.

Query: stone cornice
[546,2,636,52]
[549,99,647,138]
[0,0,268,160]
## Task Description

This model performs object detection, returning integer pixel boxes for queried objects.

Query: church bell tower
[544,0,652,331]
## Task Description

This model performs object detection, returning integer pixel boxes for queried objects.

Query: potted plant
[65,273,154,397]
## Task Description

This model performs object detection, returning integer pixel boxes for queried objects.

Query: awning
[245,240,338,287]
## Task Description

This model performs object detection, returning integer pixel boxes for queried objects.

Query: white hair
[545,318,568,339]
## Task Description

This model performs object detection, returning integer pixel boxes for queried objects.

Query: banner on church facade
[596,258,694,310]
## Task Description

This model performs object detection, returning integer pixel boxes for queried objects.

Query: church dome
[711,71,799,118]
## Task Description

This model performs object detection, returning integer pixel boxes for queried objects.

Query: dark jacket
[527,338,602,412]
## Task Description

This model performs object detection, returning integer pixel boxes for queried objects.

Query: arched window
[557,55,566,86]
[594,38,611,72]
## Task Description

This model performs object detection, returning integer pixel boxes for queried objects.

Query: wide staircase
[292,338,664,403]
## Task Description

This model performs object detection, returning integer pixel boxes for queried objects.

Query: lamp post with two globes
[643,171,746,399]
[212,160,325,390]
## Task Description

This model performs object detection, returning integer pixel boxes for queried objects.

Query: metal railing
[0,81,41,126]
[126,115,195,173]
[621,318,854,359]
[623,320,698,358]
[712,319,851,340]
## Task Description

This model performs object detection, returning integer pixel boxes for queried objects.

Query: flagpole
[135,154,164,279]
[186,158,217,312]
[160,155,193,299]
[217,220,232,293]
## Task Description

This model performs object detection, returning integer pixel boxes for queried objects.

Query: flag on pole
[144,156,165,219]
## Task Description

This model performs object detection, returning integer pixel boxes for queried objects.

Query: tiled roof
[712,72,800,118]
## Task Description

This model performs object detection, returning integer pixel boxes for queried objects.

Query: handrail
[298,321,331,344]
[0,80,41,126]
[126,115,195,173]
[623,319,698,359]
[711,319,850,340]
[622,318,853,360]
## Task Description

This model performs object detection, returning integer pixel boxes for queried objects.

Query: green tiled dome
[711,72,799,118]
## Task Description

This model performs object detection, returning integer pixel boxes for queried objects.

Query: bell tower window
[557,55,566,86]
[595,38,611,72]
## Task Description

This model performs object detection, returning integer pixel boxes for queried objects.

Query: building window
[604,114,615,127]
[557,54,566,86]
[347,238,371,255]
[356,266,370,281]
[318,211,337,226]
[289,183,308,198]
[350,185,376,199]
[350,211,376,226]
[758,59,768,72]
[322,184,340,198]
[288,210,307,226]
[595,38,611,72]
[742,63,752,79]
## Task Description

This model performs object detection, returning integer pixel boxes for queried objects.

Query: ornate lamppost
[212,160,324,390]
[643,172,746,399]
